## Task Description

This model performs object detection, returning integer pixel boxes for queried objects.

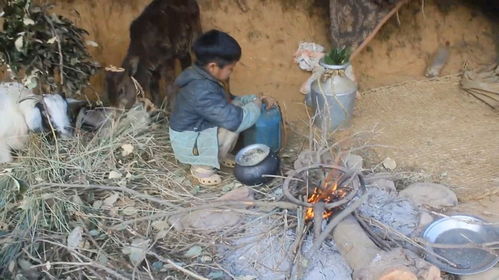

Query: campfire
[304,180,348,221]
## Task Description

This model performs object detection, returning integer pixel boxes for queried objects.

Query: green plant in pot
[322,46,351,67]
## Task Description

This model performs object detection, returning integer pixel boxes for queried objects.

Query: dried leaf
[97,254,108,265]
[46,36,57,44]
[122,207,138,216]
[103,193,119,207]
[108,171,122,179]
[152,261,164,271]
[222,183,236,193]
[155,230,167,240]
[121,144,134,157]
[93,200,103,209]
[152,220,170,231]
[200,255,213,263]
[124,238,150,266]
[72,194,84,206]
[14,35,24,52]
[236,276,257,280]
[8,260,15,273]
[67,226,83,250]
[184,245,202,258]
[85,40,99,47]
[23,18,35,25]
[18,259,33,271]
[208,271,225,279]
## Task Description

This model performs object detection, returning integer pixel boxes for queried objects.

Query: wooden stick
[149,251,209,280]
[351,0,410,59]
[313,202,325,242]
[309,192,368,254]
[34,183,179,208]
[466,90,497,110]
[358,215,461,268]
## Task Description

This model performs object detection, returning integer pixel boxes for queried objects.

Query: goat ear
[124,56,140,77]
[66,98,88,121]
[66,98,87,105]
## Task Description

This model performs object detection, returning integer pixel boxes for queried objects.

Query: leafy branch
[0,0,98,95]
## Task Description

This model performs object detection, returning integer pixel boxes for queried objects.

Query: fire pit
[282,164,366,243]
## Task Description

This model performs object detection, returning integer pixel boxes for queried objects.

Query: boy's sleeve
[235,102,261,133]
[233,94,257,105]
[192,88,244,132]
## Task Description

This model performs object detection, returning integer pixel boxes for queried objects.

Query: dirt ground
[49,0,498,221]
[340,75,499,221]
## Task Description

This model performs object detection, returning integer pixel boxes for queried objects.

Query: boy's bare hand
[261,96,278,110]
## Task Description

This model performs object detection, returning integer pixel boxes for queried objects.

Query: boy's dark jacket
[170,65,243,132]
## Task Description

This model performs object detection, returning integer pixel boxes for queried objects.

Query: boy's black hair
[193,30,241,67]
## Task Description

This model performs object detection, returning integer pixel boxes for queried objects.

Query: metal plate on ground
[422,215,499,275]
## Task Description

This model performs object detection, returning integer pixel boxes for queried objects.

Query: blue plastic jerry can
[242,104,282,153]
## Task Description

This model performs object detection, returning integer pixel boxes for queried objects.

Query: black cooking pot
[234,144,280,186]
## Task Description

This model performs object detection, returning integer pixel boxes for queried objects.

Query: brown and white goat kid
[0,82,75,163]
[106,0,202,109]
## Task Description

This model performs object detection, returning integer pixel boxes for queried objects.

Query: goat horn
[105,65,125,72]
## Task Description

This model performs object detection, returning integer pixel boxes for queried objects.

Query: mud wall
[49,0,497,120]
[352,0,498,89]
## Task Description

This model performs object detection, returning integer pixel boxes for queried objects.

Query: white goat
[0,82,73,163]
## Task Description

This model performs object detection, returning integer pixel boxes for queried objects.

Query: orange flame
[304,181,347,221]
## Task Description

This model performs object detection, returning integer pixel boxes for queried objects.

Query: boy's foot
[221,155,236,168]
[190,166,222,186]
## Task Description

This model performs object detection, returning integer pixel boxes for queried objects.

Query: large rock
[368,178,396,194]
[343,153,364,172]
[168,187,254,232]
[354,248,441,280]
[399,183,458,209]
[459,267,499,280]
[169,209,242,232]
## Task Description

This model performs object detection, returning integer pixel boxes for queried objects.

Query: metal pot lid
[235,144,271,167]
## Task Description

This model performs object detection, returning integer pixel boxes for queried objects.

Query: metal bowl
[235,144,270,167]
[422,215,499,275]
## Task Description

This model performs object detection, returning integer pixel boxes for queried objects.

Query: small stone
[152,261,164,271]
[343,154,363,172]
[459,267,499,280]
[200,255,213,263]
[184,245,203,258]
[369,179,396,194]
[399,183,458,209]
[121,144,134,157]
[92,200,103,209]
[218,187,254,204]
[383,157,397,170]
[108,171,122,179]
